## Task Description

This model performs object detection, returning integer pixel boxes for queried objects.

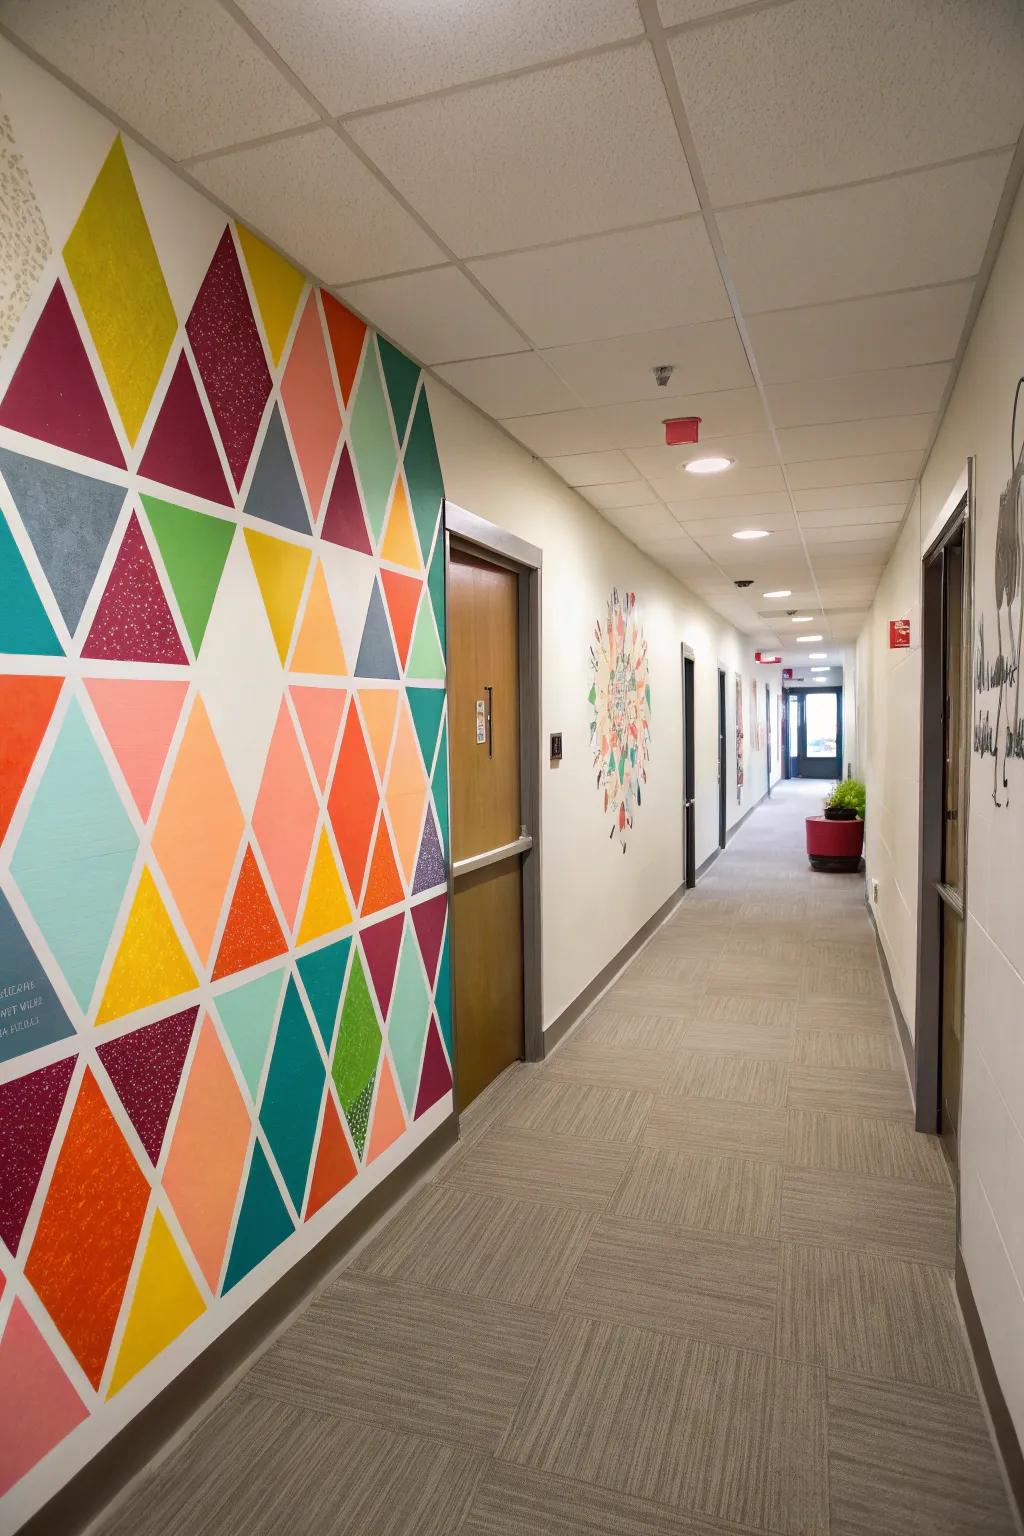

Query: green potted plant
[806,779,865,870]
[823,779,866,821]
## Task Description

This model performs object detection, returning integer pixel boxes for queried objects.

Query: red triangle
[327,707,379,901]
[139,352,232,506]
[212,845,287,980]
[361,818,405,916]
[81,511,188,663]
[290,685,346,792]
[95,1006,198,1164]
[0,282,125,467]
[380,570,422,669]
[321,292,366,405]
[85,677,188,820]
[321,444,371,553]
[415,1016,453,1119]
[0,675,63,844]
[360,912,404,1017]
[305,1091,357,1219]
[411,893,447,988]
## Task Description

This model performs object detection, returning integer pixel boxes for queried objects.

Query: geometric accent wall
[0,112,450,1516]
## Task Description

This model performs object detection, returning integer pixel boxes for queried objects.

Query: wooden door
[448,547,524,1107]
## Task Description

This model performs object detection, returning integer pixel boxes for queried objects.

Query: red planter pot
[805,815,864,872]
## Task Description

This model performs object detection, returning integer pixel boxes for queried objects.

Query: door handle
[485,684,493,759]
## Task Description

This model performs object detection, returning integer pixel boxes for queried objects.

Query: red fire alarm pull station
[889,618,910,649]
[664,416,701,446]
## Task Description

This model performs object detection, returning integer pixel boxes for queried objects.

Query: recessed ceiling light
[811,667,829,673]
[763,589,791,598]
[796,634,823,643]
[808,652,827,659]
[791,615,814,623]
[683,455,733,475]
[732,529,770,540]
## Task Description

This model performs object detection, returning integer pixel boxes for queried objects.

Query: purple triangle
[0,1055,76,1258]
[0,282,124,467]
[81,510,189,663]
[321,443,371,552]
[411,893,446,986]
[414,1015,452,1119]
[138,353,232,506]
[96,1006,198,1165]
[360,912,404,1018]
[186,229,272,491]
[412,807,445,895]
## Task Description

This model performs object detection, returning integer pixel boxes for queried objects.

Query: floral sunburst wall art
[589,588,651,851]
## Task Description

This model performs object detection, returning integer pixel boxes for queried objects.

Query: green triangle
[296,937,352,1051]
[406,594,444,680]
[331,950,381,1157]
[377,336,420,447]
[141,494,235,656]
[432,722,449,859]
[435,927,452,1060]
[407,686,445,773]
[349,345,397,543]
[388,925,430,1113]
[222,1138,294,1293]
[215,969,286,1100]
[0,509,63,654]
[427,524,445,658]
[404,389,444,565]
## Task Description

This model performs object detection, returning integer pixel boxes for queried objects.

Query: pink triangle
[86,677,188,820]
[414,1016,452,1119]
[290,685,346,792]
[360,912,404,1018]
[138,352,232,506]
[95,1006,199,1165]
[81,511,189,663]
[0,282,124,467]
[321,443,371,553]
[281,293,341,520]
[0,1300,88,1497]
[366,1056,406,1164]
[411,893,447,988]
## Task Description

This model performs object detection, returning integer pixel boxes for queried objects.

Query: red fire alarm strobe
[783,668,794,680]
[755,651,782,664]
[889,618,910,649]
[663,416,701,446]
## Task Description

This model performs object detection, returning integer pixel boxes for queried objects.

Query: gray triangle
[243,405,310,535]
[355,580,399,679]
[0,889,75,1065]
[0,448,126,635]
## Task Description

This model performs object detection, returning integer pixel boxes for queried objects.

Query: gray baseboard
[865,895,915,1083]
[726,788,768,843]
[21,1115,459,1536]
[956,1248,1024,1527]
[695,846,721,880]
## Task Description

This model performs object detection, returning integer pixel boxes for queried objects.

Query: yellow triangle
[291,562,347,675]
[236,226,306,367]
[380,477,422,571]
[96,868,198,1025]
[297,829,352,945]
[107,1211,205,1397]
[244,528,312,665]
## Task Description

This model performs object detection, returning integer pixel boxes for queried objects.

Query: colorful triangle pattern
[82,510,189,664]
[96,867,198,1025]
[0,1054,76,1257]
[142,494,235,657]
[107,1209,205,1397]
[85,677,188,822]
[305,1091,356,1219]
[0,508,64,656]
[213,846,287,980]
[0,674,63,844]
[138,353,232,507]
[96,1005,198,1163]
[320,292,366,405]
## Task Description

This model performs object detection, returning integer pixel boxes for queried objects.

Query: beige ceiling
[5,0,1023,653]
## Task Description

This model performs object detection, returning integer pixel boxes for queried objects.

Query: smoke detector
[734,579,754,588]
[652,364,674,388]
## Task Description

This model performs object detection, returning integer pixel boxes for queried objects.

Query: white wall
[427,381,771,1028]
[857,172,1024,1437]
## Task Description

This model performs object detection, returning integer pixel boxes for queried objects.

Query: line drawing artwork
[975,375,1024,805]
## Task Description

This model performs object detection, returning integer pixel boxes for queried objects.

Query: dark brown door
[448,547,524,1107]
[683,652,696,887]
[939,525,966,1167]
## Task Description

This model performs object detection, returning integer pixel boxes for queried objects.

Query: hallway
[97,782,1013,1536]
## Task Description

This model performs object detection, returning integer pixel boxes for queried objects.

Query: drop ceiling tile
[719,156,1012,313]
[347,46,697,256]
[544,450,637,486]
[680,511,798,537]
[669,0,1024,206]
[502,387,767,456]
[542,318,752,405]
[626,432,780,478]
[582,481,658,510]
[602,503,680,533]
[659,0,751,21]
[337,266,525,364]
[0,0,319,160]
[502,411,612,457]
[778,413,934,463]
[469,219,729,347]
[649,465,786,501]
[235,0,644,114]
[791,481,916,512]
[786,452,925,489]
[432,353,578,416]
[799,504,906,529]
[768,366,950,430]
[664,492,792,521]
[695,528,806,553]
[192,127,444,283]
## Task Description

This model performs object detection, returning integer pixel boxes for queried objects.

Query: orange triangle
[212,845,287,980]
[291,562,346,675]
[379,478,421,571]
[366,1056,406,1164]
[380,570,422,671]
[0,675,64,843]
[361,817,405,916]
[290,685,346,791]
[358,688,399,780]
[320,291,366,405]
[305,1091,357,1217]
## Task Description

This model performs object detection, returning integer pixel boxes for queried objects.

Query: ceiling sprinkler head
[734,579,754,588]
[652,364,674,387]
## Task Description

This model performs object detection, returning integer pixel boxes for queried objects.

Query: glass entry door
[787,688,843,779]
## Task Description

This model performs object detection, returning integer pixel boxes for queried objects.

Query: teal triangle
[355,579,399,679]
[388,924,430,1113]
[435,927,452,1060]
[259,978,325,1211]
[404,389,444,565]
[407,686,445,774]
[406,595,444,680]
[377,337,420,447]
[432,722,449,859]
[427,524,445,658]
[0,508,63,655]
[296,937,351,1050]
[222,1138,295,1293]
[215,968,286,1099]
[349,345,396,543]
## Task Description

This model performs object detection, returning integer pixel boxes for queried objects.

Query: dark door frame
[682,646,696,887]
[717,668,727,848]
[765,681,772,797]
[914,461,973,1162]
[786,687,843,779]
